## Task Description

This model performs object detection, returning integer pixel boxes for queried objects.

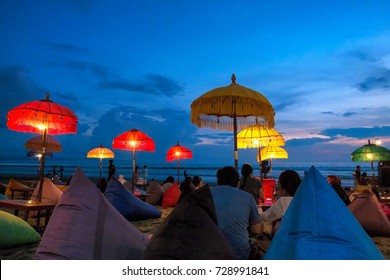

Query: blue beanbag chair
[264,166,384,260]
[104,179,162,221]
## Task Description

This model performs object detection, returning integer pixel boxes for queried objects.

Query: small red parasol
[112,129,155,188]
[7,93,77,201]
[166,141,193,183]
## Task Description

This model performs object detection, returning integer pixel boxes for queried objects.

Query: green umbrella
[351,140,390,177]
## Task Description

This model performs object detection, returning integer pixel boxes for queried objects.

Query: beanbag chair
[264,166,384,260]
[104,179,162,221]
[348,191,390,237]
[145,180,164,205]
[0,210,41,249]
[30,178,62,204]
[34,168,149,260]
[143,186,236,259]
[162,182,181,208]
[5,178,32,198]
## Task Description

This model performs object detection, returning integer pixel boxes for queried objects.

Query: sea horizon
[0,155,377,187]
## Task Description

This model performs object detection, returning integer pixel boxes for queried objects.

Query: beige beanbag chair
[348,191,390,237]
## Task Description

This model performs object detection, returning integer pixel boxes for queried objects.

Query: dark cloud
[357,70,390,92]
[64,60,109,79]
[322,126,390,139]
[100,74,185,97]
[321,111,335,116]
[0,65,42,127]
[47,42,90,54]
[343,50,377,62]
[321,111,356,117]
[285,137,328,147]
[342,112,356,117]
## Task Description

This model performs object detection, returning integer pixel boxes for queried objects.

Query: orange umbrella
[112,129,155,183]
[191,74,275,171]
[166,141,193,183]
[7,93,77,202]
[87,144,115,181]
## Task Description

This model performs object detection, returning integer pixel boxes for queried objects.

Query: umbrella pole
[371,160,375,180]
[99,158,102,182]
[258,146,262,179]
[132,148,136,194]
[37,128,48,202]
[177,158,180,184]
[270,158,273,178]
[233,104,238,172]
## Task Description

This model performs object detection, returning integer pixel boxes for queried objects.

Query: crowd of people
[96,159,388,260]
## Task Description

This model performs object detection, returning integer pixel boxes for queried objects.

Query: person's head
[327,175,341,188]
[217,166,239,187]
[192,175,203,188]
[241,163,254,177]
[119,174,124,180]
[144,165,147,168]
[163,176,175,184]
[356,165,361,170]
[362,172,367,177]
[109,160,113,164]
[277,170,301,197]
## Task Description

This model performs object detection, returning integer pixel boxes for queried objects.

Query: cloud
[47,42,90,54]
[0,65,41,127]
[100,74,185,97]
[63,60,109,79]
[321,126,390,139]
[357,71,390,91]
[342,112,356,117]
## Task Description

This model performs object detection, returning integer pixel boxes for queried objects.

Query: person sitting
[209,166,261,259]
[360,172,369,185]
[161,176,175,192]
[239,163,263,204]
[118,175,126,185]
[177,176,196,203]
[260,170,301,237]
[327,175,351,206]
[192,175,204,189]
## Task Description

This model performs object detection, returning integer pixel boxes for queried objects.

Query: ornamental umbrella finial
[231,74,236,84]
[45,92,50,100]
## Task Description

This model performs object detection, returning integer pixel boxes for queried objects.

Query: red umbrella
[112,129,155,186]
[166,141,193,183]
[7,93,77,201]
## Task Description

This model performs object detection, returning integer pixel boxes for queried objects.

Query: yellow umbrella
[191,74,275,170]
[87,144,115,181]
[238,125,285,177]
[257,145,288,178]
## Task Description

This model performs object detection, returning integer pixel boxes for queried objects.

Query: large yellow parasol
[257,145,288,178]
[238,125,285,177]
[191,74,275,170]
[87,144,115,181]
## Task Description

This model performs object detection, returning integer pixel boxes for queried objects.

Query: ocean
[0,156,376,187]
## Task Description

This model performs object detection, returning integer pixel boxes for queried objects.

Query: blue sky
[1,0,389,167]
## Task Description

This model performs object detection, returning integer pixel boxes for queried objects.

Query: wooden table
[9,187,34,199]
[0,199,56,228]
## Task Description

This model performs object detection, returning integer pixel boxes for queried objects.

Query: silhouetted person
[108,160,117,181]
